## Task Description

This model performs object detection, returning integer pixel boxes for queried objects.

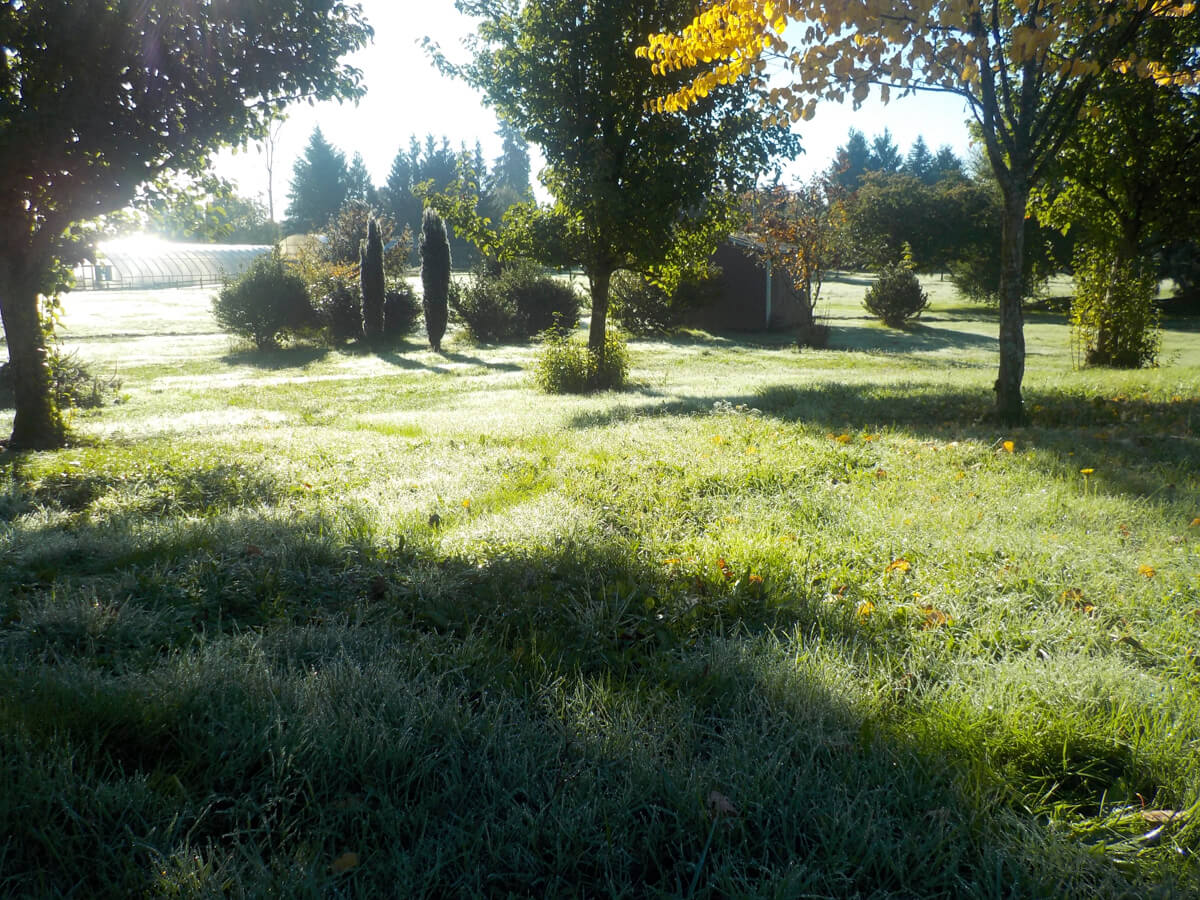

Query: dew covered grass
[1,279,1199,897]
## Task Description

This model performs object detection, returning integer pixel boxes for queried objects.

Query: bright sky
[212,2,977,214]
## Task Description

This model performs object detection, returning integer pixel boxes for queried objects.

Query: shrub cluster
[452,260,580,343]
[534,330,629,394]
[608,270,718,335]
[862,252,929,327]
[383,284,422,338]
[212,252,315,349]
[1071,245,1160,368]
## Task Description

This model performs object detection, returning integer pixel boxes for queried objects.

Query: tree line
[284,123,533,268]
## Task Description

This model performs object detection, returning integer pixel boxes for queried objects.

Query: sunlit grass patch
[1,282,1198,896]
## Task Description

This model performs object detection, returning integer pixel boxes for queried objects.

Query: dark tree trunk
[995,184,1030,426]
[0,260,65,449]
[587,265,613,358]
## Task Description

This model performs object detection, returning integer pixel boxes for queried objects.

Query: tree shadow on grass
[0,478,1176,897]
[829,321,998,354]
[220,344,331,369]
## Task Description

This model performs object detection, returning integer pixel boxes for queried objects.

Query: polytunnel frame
[73,241,272,291]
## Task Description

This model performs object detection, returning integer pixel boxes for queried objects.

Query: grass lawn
[2,276,1198,897]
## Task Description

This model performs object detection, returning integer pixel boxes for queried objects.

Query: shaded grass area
[1,282,1198,896]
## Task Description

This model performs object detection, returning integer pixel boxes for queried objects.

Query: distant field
[1,276,1198,897]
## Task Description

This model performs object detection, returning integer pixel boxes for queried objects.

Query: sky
[212,2,978,216]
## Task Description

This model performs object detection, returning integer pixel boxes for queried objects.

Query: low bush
[384,283,422,337]
[212,252,315,349]
[863,252,930,327]
[1071,245,1161,369]
[311,275,363,344]
[0,347,123,411]
[608,270,719,335]
[452,260,580,343]
[534,329,629,394]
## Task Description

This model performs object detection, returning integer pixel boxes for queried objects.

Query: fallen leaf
[1190,518,1200,528]
[1002,440,1015,453]
[835,433,852,444]
[856,600,875,619]
[716,558,733,580]
[886,558,911,574]
[920,605,952,629]
[1142,809,1184,824]
[1138,565,1156,578]
[707,790,739,818]
[331,852,359,873]
[748,574,763,585]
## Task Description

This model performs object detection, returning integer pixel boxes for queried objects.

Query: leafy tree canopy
[441,0,799,353]
[640,0,1198,423]
[0,0,372,448]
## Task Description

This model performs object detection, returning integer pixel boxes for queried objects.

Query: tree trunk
[994,185,1029,426]
[587,265,613,357]
[0,260,65,449]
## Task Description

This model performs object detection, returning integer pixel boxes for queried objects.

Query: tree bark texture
[995,186,1029,426]
[587,266,613,358]
[0,259,65,449]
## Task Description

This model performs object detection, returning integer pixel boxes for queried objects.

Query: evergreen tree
[420,208,451,352]
[360,218,385,340]
[383,139,423,260]
[346,151,376,205]
[286,127,349,233]
[830,129,871,192]
[904,136,937,184]
[933,145,965,181]
[869,129,903,174]
[491,119,533,204]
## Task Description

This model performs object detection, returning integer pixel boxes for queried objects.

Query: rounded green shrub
[1071,245,1160,368]
[452,260,580,343]
[383,283,422,337]
[212,252,315,349]
[534,330,629,394]
[862,255,929,327]
[312,277,362,343]
[608,270,716,335]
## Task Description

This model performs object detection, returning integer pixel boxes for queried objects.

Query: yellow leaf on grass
[835,433,852,444]
[856,600,875,619]
[331,852,360,873]
[920,605,952,629]
[1002,440,1015,453]
[1190,518,1200,528]
[1138,565,1156,578]
[886,558,911,574]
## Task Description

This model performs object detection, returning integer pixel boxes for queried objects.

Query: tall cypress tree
[285,127,349,233]
[360,218,385,341]
[419,208,451,352]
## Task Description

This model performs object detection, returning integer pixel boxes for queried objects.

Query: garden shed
[73,238,270,291]
[688,234,813,333]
